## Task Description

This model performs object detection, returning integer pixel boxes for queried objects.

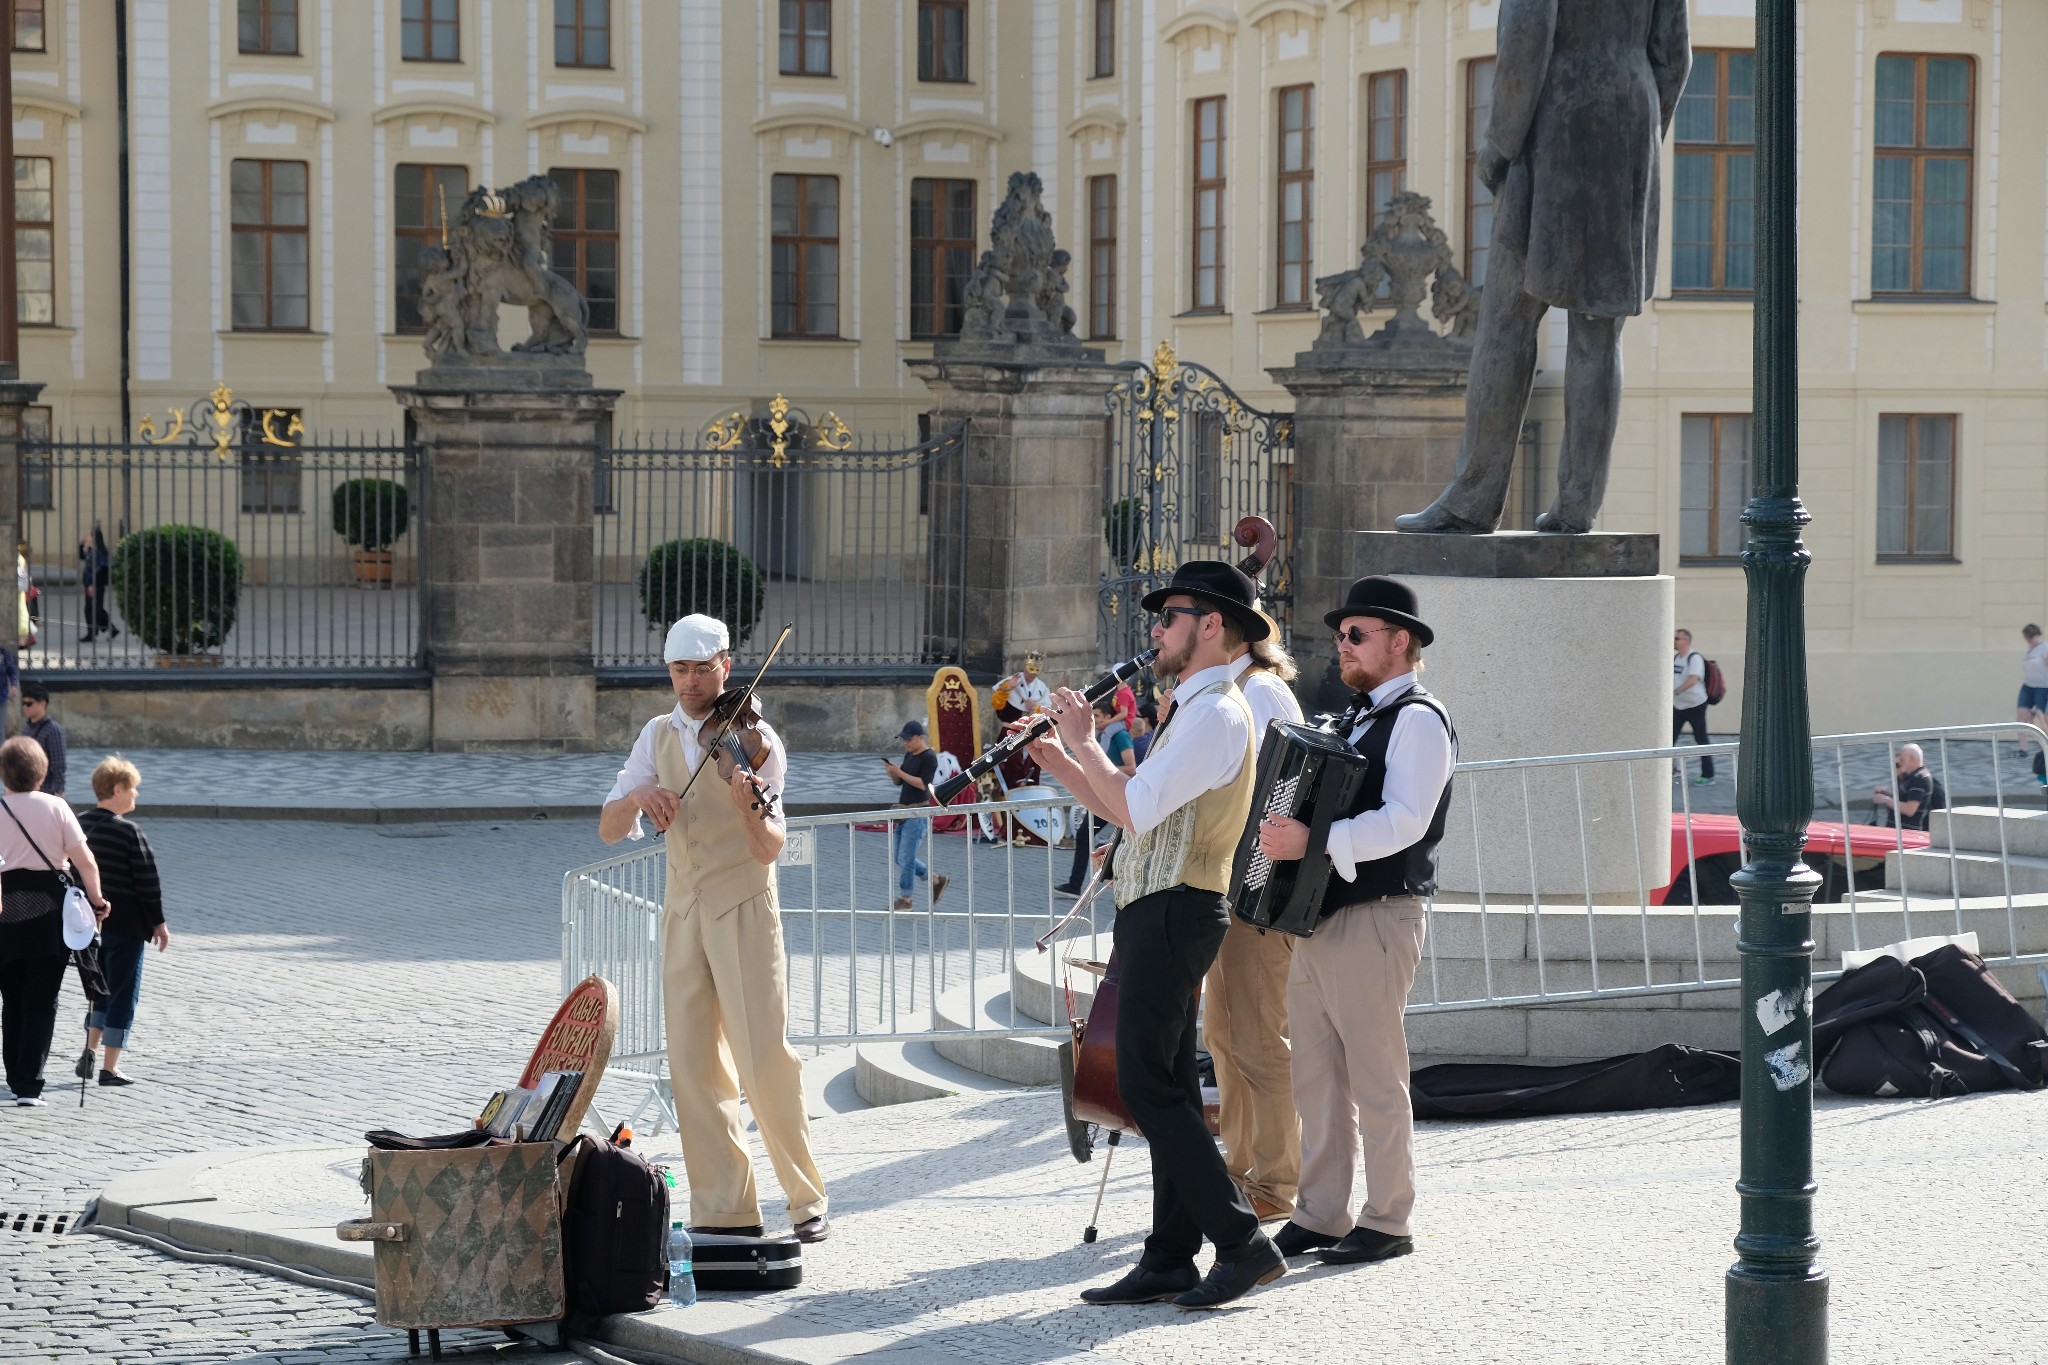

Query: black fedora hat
[1141,560,1272,642]
[1324,576,1434,648]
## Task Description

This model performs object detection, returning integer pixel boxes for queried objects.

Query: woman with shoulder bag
[0,736,108,1105]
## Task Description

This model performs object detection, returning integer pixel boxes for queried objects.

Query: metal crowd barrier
[564,723,2048,1122]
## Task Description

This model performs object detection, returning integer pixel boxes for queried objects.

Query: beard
[1154,635,1196,685]
[1339,658,1375,693]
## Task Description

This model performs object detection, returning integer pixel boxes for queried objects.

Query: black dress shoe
[793,1214,830,1243]
[1272,1221,1341,1257]
[688,1223,764,1237]
[98,1070,135,1087]
[1315,1226,1414,1265]
[1173,1235,1285,1310]
[1053,881,1083,896]
[1079,1263,1197,1305]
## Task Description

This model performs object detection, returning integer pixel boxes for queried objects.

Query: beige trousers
[661,885,827,1227]
[1288,896,1426,1238]
[1202,916,1300,1211]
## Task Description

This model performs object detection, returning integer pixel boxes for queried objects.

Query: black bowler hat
[1140,560,1272,643]
[1324,576,1434,648]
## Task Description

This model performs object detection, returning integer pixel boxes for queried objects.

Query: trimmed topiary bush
[111,525,243,656]
[638,538,765,646]
[1105,495,1144,570]
[332,477,411,550]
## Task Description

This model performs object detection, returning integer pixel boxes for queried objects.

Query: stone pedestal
[0,369,45,711]
[905,356,1119,679]
[1271,361,1469,656]
[393,374,620,752]
[1354,531,1672,900]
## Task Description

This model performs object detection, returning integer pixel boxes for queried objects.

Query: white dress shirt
[1232,654,1306,757]
[1121,661,1252,837]
[605,704,790,839]
[1323,670,1456,883]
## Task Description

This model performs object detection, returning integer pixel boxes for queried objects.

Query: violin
[708,685,778,817]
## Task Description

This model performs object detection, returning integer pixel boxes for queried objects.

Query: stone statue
[1397,0,1689,534]
[1307,191,1478,359]
[934,171,1096,359]
[418,174,590,366]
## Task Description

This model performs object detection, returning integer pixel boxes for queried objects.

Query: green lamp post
[1725,0,1829,1359]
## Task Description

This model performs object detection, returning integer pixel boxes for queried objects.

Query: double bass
[1049,515,1279,1242]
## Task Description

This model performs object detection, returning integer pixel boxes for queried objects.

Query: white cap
[663,614,730,663]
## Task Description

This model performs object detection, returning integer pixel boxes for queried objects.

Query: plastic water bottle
[666,1222,696,1307]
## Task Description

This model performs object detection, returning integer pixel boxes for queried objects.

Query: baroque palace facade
[7,0,2045,729]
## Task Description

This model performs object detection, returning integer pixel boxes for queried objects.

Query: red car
[1656,815,1932,906]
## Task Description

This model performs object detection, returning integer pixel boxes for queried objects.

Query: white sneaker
[15,1096,46,1107]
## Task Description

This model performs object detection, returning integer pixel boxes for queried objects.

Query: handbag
[0,795,97,948]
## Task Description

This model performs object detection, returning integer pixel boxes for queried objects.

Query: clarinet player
[1027,561,1284,1310]
[1255,577,1457,1269]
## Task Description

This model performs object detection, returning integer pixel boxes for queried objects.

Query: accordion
[1227,721,1374,938]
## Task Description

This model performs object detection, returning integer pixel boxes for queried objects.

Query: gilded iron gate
[1100,342,1295,664]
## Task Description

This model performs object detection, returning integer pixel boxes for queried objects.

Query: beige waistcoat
[652,719,776,914]
[1112,677,1257,907]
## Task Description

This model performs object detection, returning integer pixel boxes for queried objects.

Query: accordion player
[1226,720,1374,937]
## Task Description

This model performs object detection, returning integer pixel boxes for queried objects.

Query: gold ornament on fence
[134,384,302,458]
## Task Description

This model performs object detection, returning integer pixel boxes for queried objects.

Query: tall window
[554,0,609,68]
[14,157,54,327]
[1191,95,1226,312]
[917,0,967,83]
[1276,85,1314,308]
[548,168,619,333]
[230,159,309,331]
[239,408,304,514]
[771,174,839,337]
[1873,54,1973,295]
[909,177,975,339]
[1088,175,1117,339]
[779,0,831,76]
[393,163,468,333]
[1092,0,1114,79]
[1365,70,1406,223]
[11,0,44,52]
[1672,49,1755,293]
[1877,414,1955,560]
[401,0,460,62]
[238,0,299,55]
[1465,57,1496,286]
[1679,415,1750,563]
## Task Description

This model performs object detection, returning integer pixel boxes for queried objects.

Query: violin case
[689,1232,804,1291]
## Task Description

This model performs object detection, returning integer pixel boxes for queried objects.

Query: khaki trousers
[661,885,827,1227]
[1202,916,1300,1211]
[1288,896,1426,1238]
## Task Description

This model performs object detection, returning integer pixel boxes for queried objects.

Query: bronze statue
[1397,0,1689,535]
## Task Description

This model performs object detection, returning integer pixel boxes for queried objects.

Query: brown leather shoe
[931,874,949,904]
[1250,1197,1293,1223]
[892,896,913,910]
[794,1213,830,1243]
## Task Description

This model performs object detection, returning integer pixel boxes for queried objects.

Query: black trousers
[0,953,71,1098]
[1112,886,1260,1268]
[1067,810,1099,887]
[1673,703,1715,779]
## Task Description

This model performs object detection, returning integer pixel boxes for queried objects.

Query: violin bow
[675,621,795,805]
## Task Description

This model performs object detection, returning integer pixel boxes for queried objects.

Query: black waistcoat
[1320,684,1457,915]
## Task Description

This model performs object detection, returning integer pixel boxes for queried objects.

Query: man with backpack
[1672,629,1715,786]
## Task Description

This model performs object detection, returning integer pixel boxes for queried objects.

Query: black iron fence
[19,405,421,674]
[594,414,969,672]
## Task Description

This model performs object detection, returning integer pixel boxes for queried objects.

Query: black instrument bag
[690,1232,803,1291]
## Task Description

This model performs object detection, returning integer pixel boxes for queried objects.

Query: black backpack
[1814,947,2048,1098]
[559,1134,669,1316]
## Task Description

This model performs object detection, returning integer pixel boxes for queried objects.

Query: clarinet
[932,649,1158,806]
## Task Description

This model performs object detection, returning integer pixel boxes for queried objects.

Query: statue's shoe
[1394,502,1491,534]
[1534,511,1592,534]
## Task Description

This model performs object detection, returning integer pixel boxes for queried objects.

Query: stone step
[931,975,1067,1085]
[1930,806,2048,861]
[852,1037,1039,1108]
[1010,931,1108,1028]
[1889,848,2048,898]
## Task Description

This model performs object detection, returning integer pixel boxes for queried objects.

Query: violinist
[598,613,830,1244]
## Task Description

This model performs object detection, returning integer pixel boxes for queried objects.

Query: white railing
[564,723,2048,1107]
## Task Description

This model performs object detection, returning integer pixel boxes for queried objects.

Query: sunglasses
[1151,606,1214,630]
[1333,624,1399,647]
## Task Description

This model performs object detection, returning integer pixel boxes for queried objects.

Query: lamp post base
[1726,1262,1829,1364]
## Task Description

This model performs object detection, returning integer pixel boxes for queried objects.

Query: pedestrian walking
[0,736,109,1106]
[2017,625,2047,737]
[77,528,117,643]
[1056,698,1135,895]
[20,683,65,798]
[1672,629,1714,785]
[75,758,167,1087]
[882,720,948,910]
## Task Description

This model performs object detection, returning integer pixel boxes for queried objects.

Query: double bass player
[1028,561,1286,1309]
